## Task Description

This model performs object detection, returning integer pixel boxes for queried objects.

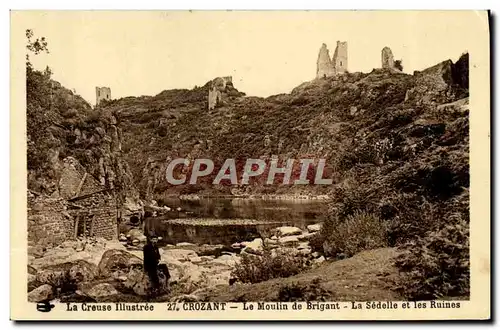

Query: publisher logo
[36,301,55,313]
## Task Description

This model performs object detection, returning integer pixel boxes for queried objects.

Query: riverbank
[27,223,326,303]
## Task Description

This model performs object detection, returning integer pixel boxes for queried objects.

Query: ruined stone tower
[208,76,233,110]
[332,41,348,74]
[381,47,395,69]
[96,86,111,106]
[316,43,335,78]
[316,41,348,78]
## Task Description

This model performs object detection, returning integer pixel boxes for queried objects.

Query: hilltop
[99,54,469,204]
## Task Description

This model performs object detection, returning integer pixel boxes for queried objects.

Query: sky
[15,11,482,106]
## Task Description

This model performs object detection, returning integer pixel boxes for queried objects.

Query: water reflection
[158,197,328,228]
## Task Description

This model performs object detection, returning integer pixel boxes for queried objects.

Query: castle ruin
[381,47,395,69]
[208,76,233,110]
[316,41,348,78]
[96,86,111,106]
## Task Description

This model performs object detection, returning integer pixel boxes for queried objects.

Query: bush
[394,217,469,300]
[308,232,325,253]
[277,278,330,302]
[231,249,308,284]
[322,211,388,258]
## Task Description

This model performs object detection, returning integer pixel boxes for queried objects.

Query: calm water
[159,197,328,229]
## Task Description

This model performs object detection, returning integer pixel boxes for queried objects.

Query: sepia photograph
[10,10,490,320]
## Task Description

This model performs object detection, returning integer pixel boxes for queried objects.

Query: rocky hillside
[100,53,469,204]
[27,67,138,204]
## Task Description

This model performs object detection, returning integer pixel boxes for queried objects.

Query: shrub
[394,217,469,300]
[394,59,403,71]
[322,211,388,258]
[308,232,325,253]
[277,278,330,302]
[231,249,308,284]
[44,270,78,297]
[380,193,439,246]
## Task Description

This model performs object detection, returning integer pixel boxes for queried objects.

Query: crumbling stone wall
[208,76,234,110]
[382,47,395,69]
[332,41,348,74]
[316,44,335,78]
[316,41,348,78]
[96,86,111,106]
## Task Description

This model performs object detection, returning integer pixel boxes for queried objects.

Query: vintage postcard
[10,10,490,320]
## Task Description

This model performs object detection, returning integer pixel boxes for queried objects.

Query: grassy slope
[197,248,401,302]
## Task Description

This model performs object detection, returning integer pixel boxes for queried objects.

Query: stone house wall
[28,191,118,248]
[27,198,73,248]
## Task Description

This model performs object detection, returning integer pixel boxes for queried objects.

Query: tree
[394,59,403,72]
[26,29,49,71]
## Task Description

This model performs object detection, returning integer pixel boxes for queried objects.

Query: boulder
[264,238,278,245]
[278,236,299,247]
[189,256,203,264]
[241,238,263,255]
[276,226,302,237]
[75,241,86,252]
[68,260,98,282]
[98,249,143,279]
[299,248,312,256]
[86,283,118,300]
[28,273,39,292]
[60,241,77,250]
[28,245,44,258]
[176,242,196,248]
[296,233,316,241]
[297,242,310,250]
[241,238,263,250]
[306,223,322,233]
[28,265,37,275]
[28,284,54,302]
[36,260,97,285]
[211,254,238,268]
[242,247,262,256]
[196,244,226,256]
[231,243,242,249]
[314,256,326,264]
[127,228,145,241]
[124,268,169,296]
[200,256,215,262]
[164,249,198,262]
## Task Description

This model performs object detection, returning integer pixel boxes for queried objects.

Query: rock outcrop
[406,53,469,105]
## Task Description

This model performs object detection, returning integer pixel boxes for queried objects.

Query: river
[148,197,329,246]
